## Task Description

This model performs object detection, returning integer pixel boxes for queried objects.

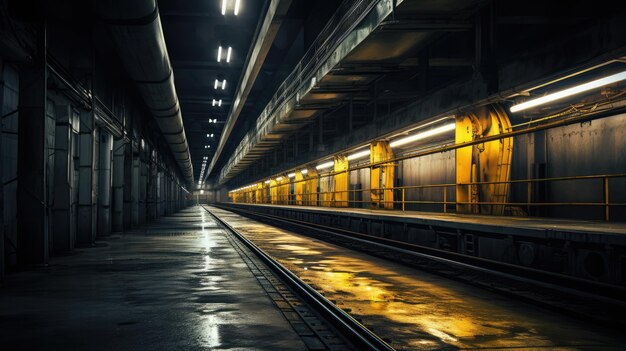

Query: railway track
[202,205,396,351]
[214,203,626,328]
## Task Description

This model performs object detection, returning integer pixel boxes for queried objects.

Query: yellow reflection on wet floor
[222,216,624,351]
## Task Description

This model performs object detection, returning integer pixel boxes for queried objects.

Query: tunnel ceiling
[158,0,267,183]
[209,0,624,189]
[158,0,341,185]
[156,0,623,189]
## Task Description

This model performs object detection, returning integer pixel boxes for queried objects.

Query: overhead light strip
[389,123,456,148]
[315,161,334,170]
[510,70,626,113]
[347,149,370,161]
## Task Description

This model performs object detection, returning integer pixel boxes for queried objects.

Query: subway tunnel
[1,0,626,350]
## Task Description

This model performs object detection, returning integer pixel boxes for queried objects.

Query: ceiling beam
[378,19,473,32]
[204,0,294,182]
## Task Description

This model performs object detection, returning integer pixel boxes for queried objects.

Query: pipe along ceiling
[96,0,194,186]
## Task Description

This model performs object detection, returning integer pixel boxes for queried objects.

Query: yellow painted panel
[370,141,394,209]
[295,171,304,205]
[334,155,349,207]
[304,169,318,206]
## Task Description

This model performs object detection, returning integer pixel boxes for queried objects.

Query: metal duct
[96,0,193,186]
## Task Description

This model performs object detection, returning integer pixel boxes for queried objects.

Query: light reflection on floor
[212,208,625,351]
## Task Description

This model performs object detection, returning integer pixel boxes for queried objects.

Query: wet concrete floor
[209,206,626,351]
[0,207,306,351]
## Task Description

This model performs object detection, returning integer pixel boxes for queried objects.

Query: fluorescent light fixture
[217,46,222,62]
[234,0,241,15]
[218,99,222,107]
[210,133,214,137]
[264,180,270,184]
[287,172,296,178]
[221,0,227,15]
[200,190,204,194]
[222,79,226,90]
[212,99,216,106]
[347,148,370,161]
[510,70,626,113]
[316,161,334,170]
[214,79,219,89]
[389,123,455,148]
[276,176,283,181]
[300,169,308,175]
[226,46,232,63]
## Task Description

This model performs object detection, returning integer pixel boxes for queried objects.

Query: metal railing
[231,171,626,221]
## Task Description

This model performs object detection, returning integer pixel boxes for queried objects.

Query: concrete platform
[220,203,626,285]
[209,206,626,350]
[0,206,307,351]
[224,203,626,243]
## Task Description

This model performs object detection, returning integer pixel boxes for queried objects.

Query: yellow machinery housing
[370,141,395,209]
[456,105,513,215]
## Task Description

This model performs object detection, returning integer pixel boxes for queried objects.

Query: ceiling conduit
[96,0,194,186]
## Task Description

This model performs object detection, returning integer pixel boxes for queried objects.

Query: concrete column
[0,59,5,280]
[163,173,168,215]
[123,141,132,229]
[111,138,124,232]
[131,145,140,225]
[167,176,173,215]
[17,50,50,264]
[139,158,147,224]
[1,65,19,274]
[77,110,96,244]
[179,188,184,209]
[170,179,175,212]
[52,104,77,252]
[156,170,163,217]
[147,156,156,221]
[171,177,175,214]
[97,130,113,237]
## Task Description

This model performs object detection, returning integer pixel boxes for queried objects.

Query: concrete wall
[232,112,626,222]
[1,65,19,270]
[398,151,455,212]
[0,67,190,277]
[511,113,626,221]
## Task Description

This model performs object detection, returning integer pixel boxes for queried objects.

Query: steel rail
[201,205,396,351]
[217,204,626,310]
